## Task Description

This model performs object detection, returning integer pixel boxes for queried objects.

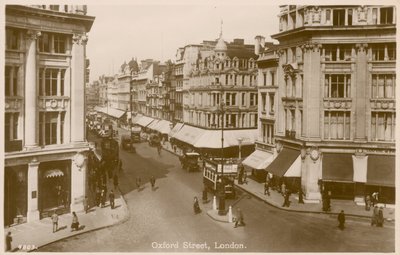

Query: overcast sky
[85,2,280,82]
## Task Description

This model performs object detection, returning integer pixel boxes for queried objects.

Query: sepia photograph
[2,0,397,253]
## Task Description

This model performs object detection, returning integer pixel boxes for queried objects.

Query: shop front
[38,160,71,219]
[4,165,28,226]
[365,155,395,204]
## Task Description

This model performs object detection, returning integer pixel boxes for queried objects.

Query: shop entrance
[38,160,71,218]
[4,165,27,226]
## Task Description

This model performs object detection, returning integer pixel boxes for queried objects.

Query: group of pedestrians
[371,205,384,227]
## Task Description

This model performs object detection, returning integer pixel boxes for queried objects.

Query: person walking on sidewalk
[5,231,12,251]
[51,211,59,233]
[150,175,156,190]
[298,188,304,204]
[281,182,286,196]
[282,190,290,207]
[83,196,89,214]
[371,205,379,226]
[264,181,270,196]
[113,174,119,191]
[243,171,247,184]
[100,189,106,208]
[337,210,346,230]
[109,190,115,209]
[96,187,101,207]
[71,212,80,232]
[377,207,384,227]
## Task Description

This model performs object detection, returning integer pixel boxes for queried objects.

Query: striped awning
[44,169,64,178]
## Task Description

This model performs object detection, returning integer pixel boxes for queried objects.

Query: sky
[85,2,280,82]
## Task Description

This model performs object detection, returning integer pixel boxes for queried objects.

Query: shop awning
[44,169,64,178]
[169,123,184,138]
[367,155,395,187]
[322,153,353,182]
[193,129,258,149]
[173,125,205,145]
[155,120,172,134]
[284,155,301,177]
[242,149,273,170]
[132,114,143,124]
[106,108,126,119]
[352,155,368,183]
[136,116,155,127]
[265,148,300,177]
[147,119,161,131]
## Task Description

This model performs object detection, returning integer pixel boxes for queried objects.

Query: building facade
[263,5,395,202]
[85,81,100,111]
[4,5,95,226]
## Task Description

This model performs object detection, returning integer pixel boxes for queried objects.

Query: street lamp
[237,137,243,163]
[218,89,226,215]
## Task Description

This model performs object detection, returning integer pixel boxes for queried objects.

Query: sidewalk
[5,176,129,253]
[161,140,395,225]
[235,178,395,223]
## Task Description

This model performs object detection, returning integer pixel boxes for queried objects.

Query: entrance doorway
[4,165,27,226]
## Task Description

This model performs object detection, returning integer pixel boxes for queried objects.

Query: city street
[38,131,395,252]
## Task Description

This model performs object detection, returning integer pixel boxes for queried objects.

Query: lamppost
[237,137,243,163]
[218,89,226,215]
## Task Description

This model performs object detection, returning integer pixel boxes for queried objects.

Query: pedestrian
[118,159,123,172]
[109,190,115,209]
[377,207,384,227]
[338,210,345,230]
[365,195,371,211]
[95,187,101,207]
[371,205,379,226]
[234,208,245,228]
[5,231,12,251]
[150,175,156,190]
[100,189,106,208]
[113,174,119,190]
[326,191,332,211]
[298,187,304,204]
[281,182,286,195]
[83,196,89,214]
[193,196,201,214]
[136,177,141,189]
[51,211,59,233]
[264,181,270,196]
[371,192,379,206]
[71,212,79,231]
[282,190,290,207]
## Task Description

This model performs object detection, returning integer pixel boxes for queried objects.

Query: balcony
[5,140,23,153]
[38,96,69,111]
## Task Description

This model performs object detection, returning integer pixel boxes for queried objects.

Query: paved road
[39,132,395,252]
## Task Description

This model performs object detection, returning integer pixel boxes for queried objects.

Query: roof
[193,129,258,149]
[226,44,257,59]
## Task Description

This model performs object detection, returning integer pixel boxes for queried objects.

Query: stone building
[4,5,95,225]
[261,5,396,203]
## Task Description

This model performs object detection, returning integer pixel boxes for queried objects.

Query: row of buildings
[90,5,396,205]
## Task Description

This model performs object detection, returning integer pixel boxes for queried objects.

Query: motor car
[180,152,200,172]
[121,135,135,152]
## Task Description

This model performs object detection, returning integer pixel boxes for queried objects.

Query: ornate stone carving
[301,42,322,52]
[357,6,367,22]
[311,6,321,23]
[72,33,89,45]
[355,43,368,52]
[25,30,41,40]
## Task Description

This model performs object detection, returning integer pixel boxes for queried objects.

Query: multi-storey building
[170,32,259,158]
[173,50,185,123]
[262,5,395,203]
[85,81,100,111]
[4,5,95,225]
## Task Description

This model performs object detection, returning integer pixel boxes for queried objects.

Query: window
[6,28,19,50]
[225,75,228,85]
[225,93,231,106]
[371,74,395,98]
[234,75,237,85]
[388,44,396,60]
[325,74,351,98]
[333,9,345,26]
[241,93,245,106]
[261,93,266,112]
[39,112,59,145]
[242,75,245,85]
[290,110,295,131]
[231,115,236,128]
[372,44,385,61]
[291,47,296,62]
[45,69,58,96]
[4,113,19,142]
[39,33,50,52]
[371,112,395,141]
[263,73,267,86]
[49,5,59,11]
[54,34,66,53]
[292,77,296,97]
[324,45,352,61]
[271,72,275,86]
[372,8,378,24]
[231,93,236,105]
[250,93,257,106]
[4,66,19,96]
[347,9,353,26]
[380,7,393,24]
[326,9,331,24]
[300,74,304,97]
[269,93,275,113]
[324,111,351,140]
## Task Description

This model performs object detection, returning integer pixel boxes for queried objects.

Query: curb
[234,183,394,222]
[32,188,130,252]
[206,210,229,223]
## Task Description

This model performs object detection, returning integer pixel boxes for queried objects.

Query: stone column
[57,112,61,144]
[354,44,368,142]
[301,152,322,202]
[70,153,87,212]
[24,30,41,149]
[70,34,88,143]
[27,160,40,222]
[57,69,61,96]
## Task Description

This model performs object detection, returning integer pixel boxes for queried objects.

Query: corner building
[4,5,95,225]
[268,5,395,202]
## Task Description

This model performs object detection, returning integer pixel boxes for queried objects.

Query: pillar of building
[27,160,40,222]
[301,153,322,202]
[70,153,87,212]
[24,30,41,149]
[64,65,71,143]
[354,44,368,142]
[70,33,87,142]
